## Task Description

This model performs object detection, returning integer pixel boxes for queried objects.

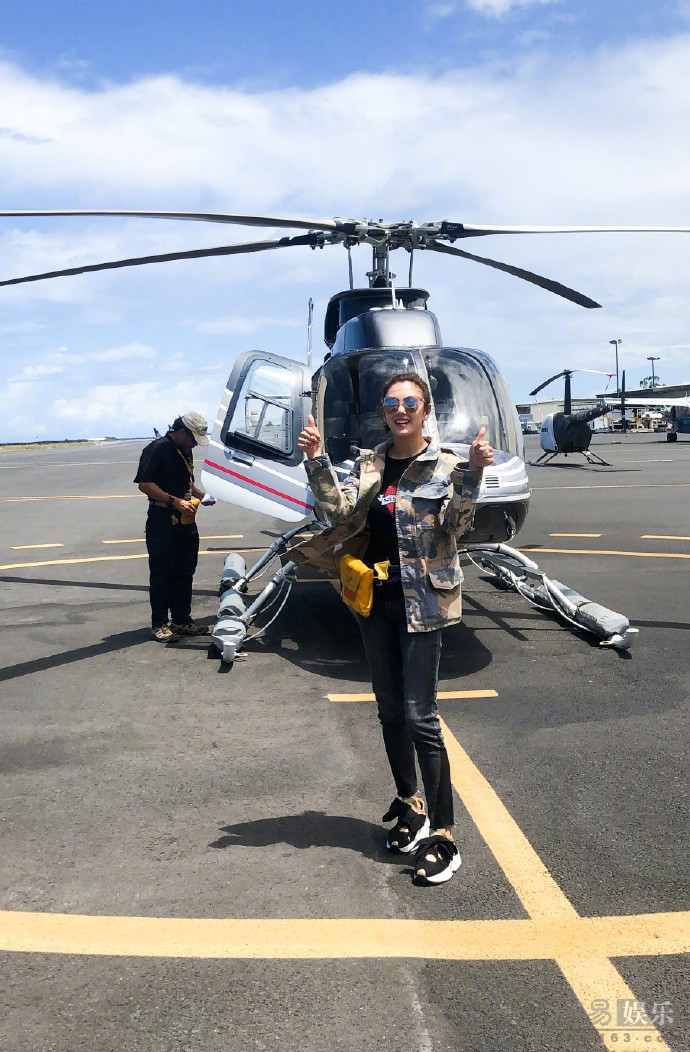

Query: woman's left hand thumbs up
[469,426,494,468]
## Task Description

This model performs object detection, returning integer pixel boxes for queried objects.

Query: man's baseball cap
[179,411,210,445]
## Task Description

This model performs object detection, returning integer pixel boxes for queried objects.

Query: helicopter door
[201,351,314,522]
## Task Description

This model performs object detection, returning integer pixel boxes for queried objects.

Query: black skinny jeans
[145,506,199,628]
[356,598,454,830]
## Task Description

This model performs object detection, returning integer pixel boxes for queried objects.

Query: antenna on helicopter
[307,297,313,369]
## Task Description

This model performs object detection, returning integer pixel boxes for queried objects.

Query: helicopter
[2,209,687,653]
[528,368,616,466]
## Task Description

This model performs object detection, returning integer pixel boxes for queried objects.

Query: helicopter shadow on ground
[0,626,160,684]
[0,574,216,682]
[244,580,494,683]
[468,573,635,660]
[210,810,388,863]
[528,462,643,474]
[0,574,219,599]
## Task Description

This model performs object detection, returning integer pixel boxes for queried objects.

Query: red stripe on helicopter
[204,459,313,510]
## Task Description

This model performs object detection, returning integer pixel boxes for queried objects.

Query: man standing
[134,411,216,642]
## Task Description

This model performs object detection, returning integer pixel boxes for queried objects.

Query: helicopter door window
[225,360,293,456]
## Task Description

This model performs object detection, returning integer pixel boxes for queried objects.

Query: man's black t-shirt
[364,452,419,601]
[134,434,195,501]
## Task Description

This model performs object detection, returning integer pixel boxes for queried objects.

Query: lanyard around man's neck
[175,446,194,479]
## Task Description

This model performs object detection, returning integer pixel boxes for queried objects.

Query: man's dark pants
[145,506,199,628]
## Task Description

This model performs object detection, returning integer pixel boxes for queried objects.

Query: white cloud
[0,32,689,439]
[73,342,156,364]
[464,0,561,15]
[426,2,459,18]
[9,362,64,382]
[50,378,224,438]
[195,314,302,335]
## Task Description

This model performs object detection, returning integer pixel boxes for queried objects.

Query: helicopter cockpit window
[225,360,293,455]
[424,349,508,451]
[321,350,418,462]
[357,351,416,449]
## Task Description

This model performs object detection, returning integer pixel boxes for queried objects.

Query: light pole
[647,355,660,389]
[610,339,622,394]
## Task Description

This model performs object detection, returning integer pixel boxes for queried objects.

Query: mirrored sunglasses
[382,396,422,412]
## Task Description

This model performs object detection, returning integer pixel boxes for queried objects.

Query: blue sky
[1,0,689,441]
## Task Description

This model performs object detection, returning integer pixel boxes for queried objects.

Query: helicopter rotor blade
[577,368,616,376]
[439,223,690,238]
[529,371,569,398]
[0,233,323,287]
[426,241,601,308]
[0,209,339,232]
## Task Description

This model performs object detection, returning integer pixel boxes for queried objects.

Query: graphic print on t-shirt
[378,483,398,514]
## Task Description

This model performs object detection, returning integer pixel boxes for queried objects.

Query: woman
[298,372,494,885]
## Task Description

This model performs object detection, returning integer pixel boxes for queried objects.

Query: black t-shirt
[364,452,419,600]
[134,434,194,501]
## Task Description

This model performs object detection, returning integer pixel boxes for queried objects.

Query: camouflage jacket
[292,437,482,633]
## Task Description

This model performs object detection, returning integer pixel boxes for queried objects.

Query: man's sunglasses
[382,396,422,412]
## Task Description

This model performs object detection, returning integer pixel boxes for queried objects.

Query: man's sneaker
[151,624,179,643]
[169,621,209,636]
[412,835,462,885]
[382,797,430,854]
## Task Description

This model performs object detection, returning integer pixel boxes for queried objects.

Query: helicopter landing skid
[210,524,307,664]
[210,530,637,664]
[466,543,637,650]
[530,449,610,466]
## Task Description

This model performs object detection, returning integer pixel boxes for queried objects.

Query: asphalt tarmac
[1,432,688,1052]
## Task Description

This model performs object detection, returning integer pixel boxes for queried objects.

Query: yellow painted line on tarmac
[0,550,232,570]
[0,494,139,502]
[0,554,149,570]
[200,534,243,541]
[641,533,690,541]
[440,718,575,921]
[101,538,146,544]
[522,547,690,560]
[549,532,601,538]
[219,547,267,554]
[439,719,675,1050]
[0,910,687,963]
[0,715,683,1048]
[329,690,498,702]
[102,534,243,544]
[10,542,64,550]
